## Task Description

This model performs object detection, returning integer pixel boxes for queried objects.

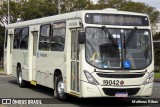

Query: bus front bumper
[80,81,153,98]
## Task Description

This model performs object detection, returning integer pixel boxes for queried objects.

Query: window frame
[13,28,21,49]
[51,22,66,52]
[19,27,29,50]
[4,30,8,49]
[39,24,51,51]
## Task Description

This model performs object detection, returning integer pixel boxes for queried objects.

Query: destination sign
[85,13,149,26]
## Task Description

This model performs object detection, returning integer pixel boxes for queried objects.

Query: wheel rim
[57,80,64,97]
[19,71,22,84]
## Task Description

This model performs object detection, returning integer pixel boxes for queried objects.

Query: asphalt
[1,71,160,82]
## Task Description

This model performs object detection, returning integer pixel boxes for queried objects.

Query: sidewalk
[0,71,6,75]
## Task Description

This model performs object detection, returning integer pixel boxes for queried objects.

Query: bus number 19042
[103,80,124,86]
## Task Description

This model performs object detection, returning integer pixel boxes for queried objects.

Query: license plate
[103,80,124,86]
[115,92,128,97]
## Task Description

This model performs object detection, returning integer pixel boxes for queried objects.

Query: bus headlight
[84,70,99,85]
[143,72,154,85]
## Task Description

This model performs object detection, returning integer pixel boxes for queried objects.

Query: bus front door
[70,29,81,95]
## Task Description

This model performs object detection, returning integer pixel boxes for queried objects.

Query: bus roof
[6,9,148,29]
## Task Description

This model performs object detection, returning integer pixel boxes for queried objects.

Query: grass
[0,67,4,72]
[155,72,160,79]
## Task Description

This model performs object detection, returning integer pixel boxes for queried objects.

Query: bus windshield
[85,27,152,70]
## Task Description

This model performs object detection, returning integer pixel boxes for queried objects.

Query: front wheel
[55,75,67,101]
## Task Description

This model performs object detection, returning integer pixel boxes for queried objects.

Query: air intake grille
[102,88,140,96]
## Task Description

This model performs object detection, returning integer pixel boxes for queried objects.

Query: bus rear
[79,11,154,98]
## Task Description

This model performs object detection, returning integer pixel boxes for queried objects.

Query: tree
[118,0,159,25]
[21,0,57,21]
[0,0,57,23]
[153,32,160,68]
[61,0,91,13]
[0,1,21,25]
[94,0,160,29]
[153,32,160,41]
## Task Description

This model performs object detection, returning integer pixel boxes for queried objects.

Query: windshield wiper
[125,27,137,47]
[102,26,118,47]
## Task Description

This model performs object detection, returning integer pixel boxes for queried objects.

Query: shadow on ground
[8,79,54,97]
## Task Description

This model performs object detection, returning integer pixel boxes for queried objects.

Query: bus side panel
[36,51,65,88]
[12,50,29,80]
[36,51,66,89]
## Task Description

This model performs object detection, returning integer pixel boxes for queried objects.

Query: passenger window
[5,30,8,49]
[13,28,20,49]
[20,27,29,49]
[39,24,50,51]
[51,22,66,51]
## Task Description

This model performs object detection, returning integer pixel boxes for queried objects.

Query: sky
[133,0,160,11]
[91,0,160,11]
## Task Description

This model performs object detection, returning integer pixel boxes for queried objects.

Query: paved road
[0,75,160,107]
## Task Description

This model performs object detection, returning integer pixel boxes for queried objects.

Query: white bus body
[4,9,154,99]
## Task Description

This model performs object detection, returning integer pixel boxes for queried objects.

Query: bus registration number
[103,80,124,85]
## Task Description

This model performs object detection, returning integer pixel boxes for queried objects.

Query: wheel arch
[54,69,62,77]
[53,69,62,88]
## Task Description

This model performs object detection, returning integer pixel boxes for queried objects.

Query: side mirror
[78,32,85,44]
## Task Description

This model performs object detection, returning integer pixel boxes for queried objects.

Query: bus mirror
[78,32,85,44]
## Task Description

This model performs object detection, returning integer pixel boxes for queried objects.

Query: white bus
[4,9,154,101]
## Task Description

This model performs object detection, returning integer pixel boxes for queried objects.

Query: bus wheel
[55,75,67,101]
[17,67,25,88]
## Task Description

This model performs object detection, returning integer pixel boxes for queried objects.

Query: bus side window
[51,22,66,51]
[20,27,29,49]
[39,24,50,51]
[5,30,8,49]
[13,28,21,49]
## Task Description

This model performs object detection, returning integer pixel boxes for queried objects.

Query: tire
[17,67,26,88]
[54,75,67,101]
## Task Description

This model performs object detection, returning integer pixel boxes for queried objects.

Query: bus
[4,9,154,101]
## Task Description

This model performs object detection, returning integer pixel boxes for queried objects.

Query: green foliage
[154,72,160,79]
[0,0,159,59]
[21,0,57,20]
[153,33,160,68]
[0,1,21,24]
[0,0,57,23]
[91,0,160,27]
[0,0,159,25]
[61,0,91,13]
[154,44,160,66]
[153,32,160,41]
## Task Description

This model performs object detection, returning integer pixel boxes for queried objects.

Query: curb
[154,79,160,83]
